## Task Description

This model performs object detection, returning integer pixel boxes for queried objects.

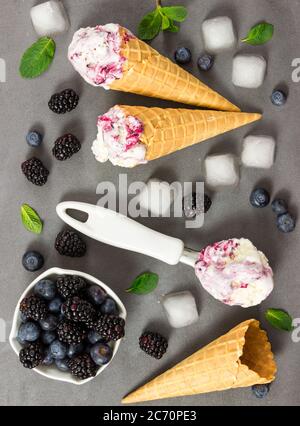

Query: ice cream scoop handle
[56,202,185,265]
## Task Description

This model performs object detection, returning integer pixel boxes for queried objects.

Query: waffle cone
[110,28,240,112]
[122,319,276,404]
[117,106,261,161]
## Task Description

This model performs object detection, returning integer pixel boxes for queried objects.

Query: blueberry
[49,297,63,314]
[100,298,118,315]
[22,251,44,272]
[252,384,270,399]
[20,312,28,323]
[174,47,192,65]
[34,279,56,300]
[90,343,112,366]
[67,343,84,358]
[271,199,288,215]
[271,90,287,106]
[250,188,270,208]
[50,340,67,360]
[277,213,296,233]
[42,347,54,366]
[42,331,56,346]
[55,358,70,372]
[18,322,40,342]
[197,53,214,71]
[86,285,106,305]
[26,131,43,148]
[87,330,104,345]
[39,314,58,331]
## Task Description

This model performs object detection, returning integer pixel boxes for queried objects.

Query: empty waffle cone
[122,319,276,404]
[110,27,240,112]
[118,106,261,161]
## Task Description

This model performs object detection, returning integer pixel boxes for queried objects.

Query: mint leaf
[265,308,294,332]
[242,22,274,45]
[21,204,43,234]
[20,37,56,79]
[161,6,188,22]
[161,14,170,30]
[138,10,162,40]
[167,21,179,33]
[126,272,159,295]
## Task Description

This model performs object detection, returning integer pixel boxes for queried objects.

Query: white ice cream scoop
[56,202,274,307]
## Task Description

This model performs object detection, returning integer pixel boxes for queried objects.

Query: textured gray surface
[0,0,300,406]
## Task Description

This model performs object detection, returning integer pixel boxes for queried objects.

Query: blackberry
[48,89,79,114]
[56,275,87,299]
[139,331,168,359]
[92,315,125,341]
[182,193,212,218]
[20,295,47,321]
[68,353,98,380]
[21,158,49,186]
[52,134,81,161]
[62,296,96,325]
[19,342,43,369]
[55,230,86,257]
[57,320,87,345]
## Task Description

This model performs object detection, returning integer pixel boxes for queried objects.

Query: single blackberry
[52,134,81,161]
[21,158,49,186]
[19,342,43,369]
[57,320,87,345]
[55,230,86,257]
[56,275,87,299]
[48,89,79,114]
[92,315,125,341]
[68,353,98,380]
[182,193,212,218]
[139,331,168,359]
[62,296,96,325]
[20,295,47,321]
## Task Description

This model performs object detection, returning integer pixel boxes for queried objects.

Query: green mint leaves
[242,22,274,45]
[21,204,43,234]
[138,4,187,40]
[19,37,56,79]
[265,308,294,332]
[126,272,159,295]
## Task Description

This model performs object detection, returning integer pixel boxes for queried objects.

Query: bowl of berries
[9,267,127,385]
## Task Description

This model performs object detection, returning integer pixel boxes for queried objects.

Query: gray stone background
[0,0,299,406]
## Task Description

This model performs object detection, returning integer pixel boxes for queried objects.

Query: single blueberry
[42,347,54,366]
[271,199,288,215]
[174,47,192,65]
[18,322,40,342]
[197,53,214,71]
[41,331,56,346]
[252,384,270,399]
[26,131,43,148]
[86,285,106,305]
[67,342,84,358]
[50,340,67,360]
[87,330,104,345]
[250,188,270,208]
[39,314,58,331]
[20,312,28,323]
[100,298,118,315]
[277,213,296,233]
[55,358,70,372]
[90,343,112,366]
[271,90,287,106]
[22,251,44,272]
[34,279,56,300]
[49,297,63,314]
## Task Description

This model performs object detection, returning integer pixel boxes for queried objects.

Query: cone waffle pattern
[122,319,276,404]
[110,28,240,112]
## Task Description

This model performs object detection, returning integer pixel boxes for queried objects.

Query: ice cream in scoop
[195,238,274,308]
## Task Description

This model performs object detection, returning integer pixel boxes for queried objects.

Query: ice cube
[241,135,275,169]
[162,291,198,329]
[204,154,239,187]
[232,55,267,89]
[30,1,70,37]
[202,16,237,53]
[137,179,179,217]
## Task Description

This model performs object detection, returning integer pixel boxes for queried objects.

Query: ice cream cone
[110,27,240,112]
[122,319,276,404]
[118,106,261,161]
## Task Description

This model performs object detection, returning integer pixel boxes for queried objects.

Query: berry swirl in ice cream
[91,106,146,168]
[68,24,133,88]
[195,238,274,308]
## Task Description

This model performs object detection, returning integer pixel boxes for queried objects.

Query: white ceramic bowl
[9,267,127,385]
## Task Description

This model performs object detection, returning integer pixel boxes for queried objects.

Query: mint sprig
[265,308,294,332]
[138,1,188,40]
[21,204,43,234]
[126,272,159,295]
[19,37,56,79]
[242,22,274,45]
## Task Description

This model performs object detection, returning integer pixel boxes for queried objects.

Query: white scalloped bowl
[9,267,127,385]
